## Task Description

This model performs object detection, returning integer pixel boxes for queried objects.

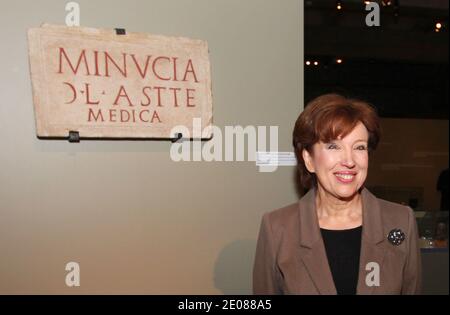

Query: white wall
[0,0,303,294]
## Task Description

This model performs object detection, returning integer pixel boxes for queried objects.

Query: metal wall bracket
[68,131,80,143]
[171,133,183,143]
[115,28,126,35]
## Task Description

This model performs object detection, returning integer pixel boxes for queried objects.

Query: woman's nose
[340,149,355,167]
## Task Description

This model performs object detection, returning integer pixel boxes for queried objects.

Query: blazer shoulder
[376,197,415,227]
[377,197,413,214]
[263,202,299,230]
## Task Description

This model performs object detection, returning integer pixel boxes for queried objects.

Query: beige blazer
[253,187,422,295]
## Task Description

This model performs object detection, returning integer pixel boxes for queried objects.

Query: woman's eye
[356,145,367,150]
[327,144,338,149]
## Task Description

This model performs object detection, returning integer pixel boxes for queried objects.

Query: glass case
[416,211,449,249]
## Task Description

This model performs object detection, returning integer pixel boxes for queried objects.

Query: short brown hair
[292,93,381,189]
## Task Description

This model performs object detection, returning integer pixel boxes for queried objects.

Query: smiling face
[302,122,369,201]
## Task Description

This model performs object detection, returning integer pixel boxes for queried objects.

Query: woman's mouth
[334,172,357,183]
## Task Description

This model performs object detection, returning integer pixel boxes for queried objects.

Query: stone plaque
[28,24,213,139]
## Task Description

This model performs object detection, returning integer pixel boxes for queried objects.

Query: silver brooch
[388,229,405,246]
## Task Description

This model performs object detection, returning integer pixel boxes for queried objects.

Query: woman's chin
[333,187,360,200]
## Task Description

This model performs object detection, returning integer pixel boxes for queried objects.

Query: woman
[253,94,421,295]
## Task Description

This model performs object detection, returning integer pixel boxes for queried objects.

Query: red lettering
[109,109,117,122]
[93,50,100,76]
[105,52,127,77]
[131,54,152,79]
[113,85,134,107]
[172,57,178,81]
[58,47,90,75]
[169,87,181,107]
[84,83,100,105]
[182,59,199,83]
[63,82,77,104]
[141,87,152,106]
[153,86,166,107]
[120,110,130,122]
[139,110,150,122]
[88,108,104,122]
[152,56,171,81]
[151,110,162,123]
[186,88,196,107]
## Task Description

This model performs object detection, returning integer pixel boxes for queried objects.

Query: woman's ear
[302,149,315,173]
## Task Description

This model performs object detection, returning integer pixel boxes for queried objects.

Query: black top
[320,226,362,295]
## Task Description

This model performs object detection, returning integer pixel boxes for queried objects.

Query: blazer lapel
[356,187,386,295]
[297,188,337,295]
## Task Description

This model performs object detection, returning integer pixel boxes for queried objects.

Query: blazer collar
[360,187,385,245]
[297,186,386,295]
[357,188,386,294]
[297,187,334,294]
[298,187,321,248]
